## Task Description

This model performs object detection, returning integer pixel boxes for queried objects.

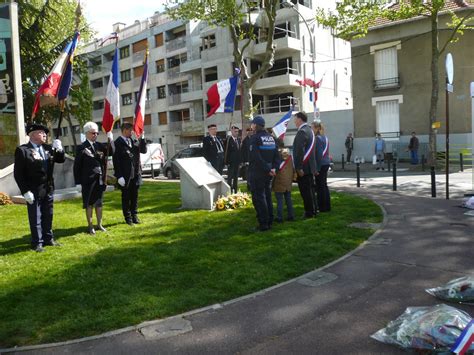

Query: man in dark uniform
[248,116,280,231]
[74,121,114,235]
[113,122,147,225]
[14,123,65,252]
[240,126,253,190]
[203,123,224,174]
[292,111,317,218]
[225,125,241,193]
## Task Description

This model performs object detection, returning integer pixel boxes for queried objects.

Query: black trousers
[121,178,140,221]
[210,153,224,175]
[250,176,273,228]
[297,174,316,217]
[227,163,239,193]
[27,192,54,248]
[315,165,331,212]
[346,149,352,162]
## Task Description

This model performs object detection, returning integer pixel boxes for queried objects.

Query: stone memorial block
[175,157,230,210]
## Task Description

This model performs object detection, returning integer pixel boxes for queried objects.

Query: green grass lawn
[0,182,382,347]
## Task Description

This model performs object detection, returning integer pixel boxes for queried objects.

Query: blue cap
[252,116,265,127]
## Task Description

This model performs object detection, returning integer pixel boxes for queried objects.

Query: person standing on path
[113,123,147,226]
[345,132,353,164]
[374,133,386,171]
[292,111,317,218]
[248,116,280,231]
[14,123,65,252]
[408,132,420,165]
[203,124,225,174]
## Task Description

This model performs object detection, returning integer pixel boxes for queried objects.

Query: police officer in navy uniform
[225,125,241,193]
[203,124,225,174]
[248,116,280,231]
[14,123,65,252]
[113,122,147,225]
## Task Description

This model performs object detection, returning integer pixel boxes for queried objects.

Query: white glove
[75,184,82,192]
[141,133,145,139]
[118,177,126,187]
[107,131,113,140]
[52,139,63,151]
[23,191,34,205]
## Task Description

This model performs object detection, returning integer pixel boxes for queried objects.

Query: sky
[82,1,166,38]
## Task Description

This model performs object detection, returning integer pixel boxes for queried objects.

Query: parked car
[141,143,165,178]
[162,145,203,179]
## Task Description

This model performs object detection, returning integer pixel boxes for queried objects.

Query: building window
[204,66,218,82]
[157,86,166,99]
[120,69,131,82]
[134,65,144,78]
[371,41,401,90]
[93,100,104,110]
[155,33,164,47]
[144,114,152,126]
[119,46,130,59]
[122,93,133,106]
[132,39,148,53]
[156,59,165,73]
[134,89,150,101]
[372,95,403,140]
[202,34,216,50]
[158,111,167,125]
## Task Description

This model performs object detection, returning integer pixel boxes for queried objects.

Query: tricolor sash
[451,320,474,355]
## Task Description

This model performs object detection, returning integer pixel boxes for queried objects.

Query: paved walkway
[6,172,474,354]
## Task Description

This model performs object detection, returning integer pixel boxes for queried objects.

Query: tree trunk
[428,13,440,167]
[64,111,77,152]
[241,80,253,132]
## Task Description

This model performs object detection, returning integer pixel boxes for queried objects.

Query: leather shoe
[88,226,96,235]
[44,240,61,247]
[125,219,134,226]
[33,245,45,252]
[96,225,107,232]
[132,216,141,224]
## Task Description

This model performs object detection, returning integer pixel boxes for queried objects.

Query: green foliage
[0,183,381,347]
[18,0,93,122]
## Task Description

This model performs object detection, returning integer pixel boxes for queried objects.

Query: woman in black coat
[73,122,114,234]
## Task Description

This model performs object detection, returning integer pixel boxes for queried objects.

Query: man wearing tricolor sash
[292,112,317,219]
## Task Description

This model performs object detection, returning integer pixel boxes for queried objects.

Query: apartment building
[60,1,352,158]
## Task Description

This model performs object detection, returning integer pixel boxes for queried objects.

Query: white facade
[61,2,351,158]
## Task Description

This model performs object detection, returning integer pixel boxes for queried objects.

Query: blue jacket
[248,130,280,180]
[315,135,331,171]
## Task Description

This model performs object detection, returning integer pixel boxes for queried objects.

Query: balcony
[167,66,185,80]
[180,55,202,73]
[132,50,147,64]
[92,87,104,97]
[181,83,203,102]
[182,119,205,136]
[168,93,182,106]
[254,67,301,91]
[254,35,300,57]
[373,76,400,91]
[166,37,186,52]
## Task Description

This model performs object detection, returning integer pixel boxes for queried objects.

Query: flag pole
[224,68,241,167]
[102,35,119,186]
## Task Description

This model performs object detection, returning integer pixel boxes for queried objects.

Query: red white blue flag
[133,51,148,137]
[451,320,474,355]
[102,47,120,133]
[31,32,80,118]
[206,71,239,117]
[272,106,294,140]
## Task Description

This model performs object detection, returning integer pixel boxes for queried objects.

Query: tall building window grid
[120,69,131,82]
[120,46,130,59]
[122,93,133,106]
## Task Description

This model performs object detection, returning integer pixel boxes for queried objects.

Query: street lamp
[281,0,318,120]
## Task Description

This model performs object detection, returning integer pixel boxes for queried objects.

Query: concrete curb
[0,191,387,354]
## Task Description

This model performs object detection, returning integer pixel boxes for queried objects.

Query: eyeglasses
[88,132,99,135]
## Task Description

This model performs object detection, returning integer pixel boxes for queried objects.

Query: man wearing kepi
[113,122,147,225]
[74,122,114,235]
[292,112,317,219]
[14,123,65,252]
[203,124,225,174]
[248,116,280,231]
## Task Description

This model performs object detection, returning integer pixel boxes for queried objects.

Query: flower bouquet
[371,304,474,353]
[0,192,13,205]
[214,191,252,211]
[426,276,474,304]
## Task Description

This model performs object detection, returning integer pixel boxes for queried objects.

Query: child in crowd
[272,146,295,222]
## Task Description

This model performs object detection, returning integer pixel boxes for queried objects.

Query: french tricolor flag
[451,320,474,355]
[31,32,80,118]
[102,47,120,133]
[206,71,239,117]
[272,106,294,140]
[133,51,148,137]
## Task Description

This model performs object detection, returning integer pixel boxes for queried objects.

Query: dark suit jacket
[14,142,65,196]
[292,124,316,175]
[225,136,241,166]
[113,136,147,184]
[241,135,251,163]
[74,140,114,185]
[203,135,224,165]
